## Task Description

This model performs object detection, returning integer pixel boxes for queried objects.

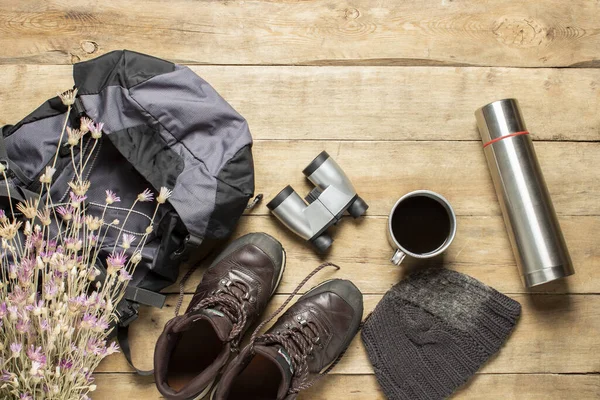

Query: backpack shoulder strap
[113,299,156,376]
[117,325,154,376]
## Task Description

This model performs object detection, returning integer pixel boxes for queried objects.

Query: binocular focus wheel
[311,234,333,253]
[348,196,369,218]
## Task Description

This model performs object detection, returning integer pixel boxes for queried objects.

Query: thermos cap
[475,99,527,144]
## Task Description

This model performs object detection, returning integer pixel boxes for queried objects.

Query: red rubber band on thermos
[483,131,529,148]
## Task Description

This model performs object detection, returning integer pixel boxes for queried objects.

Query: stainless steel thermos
[475,99,574,287]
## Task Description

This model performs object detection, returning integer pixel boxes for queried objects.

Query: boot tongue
[171,309,233,341]
[254,344,294,400]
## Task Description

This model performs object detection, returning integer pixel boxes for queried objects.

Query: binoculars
[267,151,368,252]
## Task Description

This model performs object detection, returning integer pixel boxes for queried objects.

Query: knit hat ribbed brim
[361,268,521,400]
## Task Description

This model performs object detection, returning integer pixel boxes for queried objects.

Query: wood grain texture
[1,65,599,142]
[166,215,599,295]
[1,65,597,216]
[91,373,600,399]
[1,4,598,397]
[248,141,598,217]
[0,0,599,67]
[97,294,600,374]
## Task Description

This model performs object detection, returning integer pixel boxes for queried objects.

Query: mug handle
[390,249,406,265]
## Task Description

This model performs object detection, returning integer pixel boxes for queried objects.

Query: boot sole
[202,246,286,400]
[192,378,216,400]
[271,247,286,296]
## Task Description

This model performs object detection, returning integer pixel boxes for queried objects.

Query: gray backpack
[0,50,256,373]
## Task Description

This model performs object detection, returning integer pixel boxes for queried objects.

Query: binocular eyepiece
[267,151,368,253]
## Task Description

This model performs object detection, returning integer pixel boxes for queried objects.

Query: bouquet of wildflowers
[0,88,171,399]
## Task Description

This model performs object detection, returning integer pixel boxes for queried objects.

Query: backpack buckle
[117,301,140,328]
[124,286,166,309]
[171,234,203,260]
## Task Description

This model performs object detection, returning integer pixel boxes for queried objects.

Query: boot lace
[174,264,251,351]
[249,262,345,394]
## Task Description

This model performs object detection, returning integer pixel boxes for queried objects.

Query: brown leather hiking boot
[212,265,364,400]
[154,233,286,400]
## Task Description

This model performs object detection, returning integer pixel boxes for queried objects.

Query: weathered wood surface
[1,62,598,216]
[1,65,599,142]
[166,215,599,295]
[1,2,598,397]
[249,141,598,217]
[97,293,600,374]
[93,373,600,399]
[0,0,599,67]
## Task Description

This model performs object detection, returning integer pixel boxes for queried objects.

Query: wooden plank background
[0,0,598,398]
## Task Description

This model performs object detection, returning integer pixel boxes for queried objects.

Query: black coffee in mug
[391,195,452,254]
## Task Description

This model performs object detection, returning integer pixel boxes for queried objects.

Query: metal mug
[387,190,457,265]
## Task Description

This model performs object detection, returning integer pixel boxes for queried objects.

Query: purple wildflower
[89,121,104,139]
[85,338,105,356]
[19,393,33,400]
[84,291,106,308]
[0,302,7,318]
[7,305,18,320]
[94,317,110,332]
[0,209,5,220]
[10,342,22,356]
[106,342,120,356]
[30,361,44,378]
[8,264,16,279]
[26,232,44,249]
[88,233,99,244]
[16,260,34,286]
[80,313,98,330]
[68,294,87,313]
[65,237,83,252]
[16,319,31,334]
[56,205,74,220]
[69,191,87,205]
[40,250,55,262]
[0,369,12,382]
[47,239,57,251]
[59,359,74,370]
[137,188,154,202]
[43,278,58,299]
[7,287,28,305]
[121,233,136,249]
[26,345,47,365]
[31,300,44,316]
[105,189,120,204]
[118,269,133,283]
[86,267,100,282]
[40,319,50,331]
[107,251,127,275]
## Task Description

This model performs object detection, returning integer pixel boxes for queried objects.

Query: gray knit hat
[361,268,521,400]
